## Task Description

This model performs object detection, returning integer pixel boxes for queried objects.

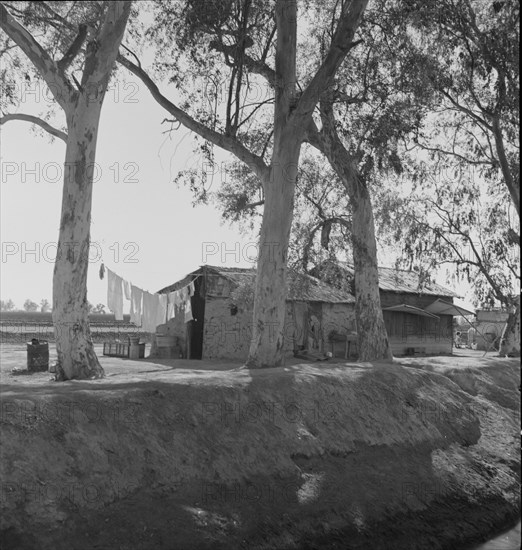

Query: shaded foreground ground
[0,345,520,549]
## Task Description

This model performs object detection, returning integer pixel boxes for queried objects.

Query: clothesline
[101,263,197,331]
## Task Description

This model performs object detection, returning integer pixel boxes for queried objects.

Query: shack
[311,261,473,356]
[152,265,356,361]
[472,308,509,351]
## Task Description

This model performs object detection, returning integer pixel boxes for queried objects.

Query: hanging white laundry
[123,280,132,301]
[189,281,195,297]
[156,294,168,326]
[183,287,193,323]
[130,285,143,326]
[167,291,177,320]
[107,268,124,321]
[184,301,193,323]
[141,291,159,333]
[173,289,183,306]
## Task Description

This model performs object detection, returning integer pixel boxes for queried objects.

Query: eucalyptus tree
[181,1,442,361]
[403,0,519,217]
[120,0,369,367]
[384,0,520,354]
[300,2,438,360]
[216,152,356,282]
[0,1,132,379]
[377,164,519,305]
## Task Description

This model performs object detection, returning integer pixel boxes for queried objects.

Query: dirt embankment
[0,356,520,550]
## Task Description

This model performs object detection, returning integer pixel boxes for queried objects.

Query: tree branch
[0,113,67,142]
[440,89,492,132]
[492,116,520,216]
[57,23,87,72]
[305,97,363,200]
[210,40,276,86]
[81,1,132,89]
[412,138,496,167]
[413,200,510,304]
[37,2,75,30]
[273,0,297,133]
[117,54,269,180]
[292,0,368,122]
[0,2,75,107]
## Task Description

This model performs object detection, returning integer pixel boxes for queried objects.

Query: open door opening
[187,276,205,359]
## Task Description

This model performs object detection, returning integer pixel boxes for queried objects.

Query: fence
[0,321,151,344]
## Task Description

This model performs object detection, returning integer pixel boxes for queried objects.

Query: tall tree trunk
[0,1,131,380]
[119,0,368,368]
[307,109,393,362]
[491,117,520,218]
[52,102,104,380]
[350,178,392,361]
[246,138,301,368]
[500,297,521,357]
[246,0,299,368]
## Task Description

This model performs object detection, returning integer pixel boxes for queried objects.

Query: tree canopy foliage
[376,0,520,308]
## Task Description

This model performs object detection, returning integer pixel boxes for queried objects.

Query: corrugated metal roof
[158,265,355,303]
[330,261,458,297]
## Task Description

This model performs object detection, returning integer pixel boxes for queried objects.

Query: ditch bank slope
[1,359,520,549]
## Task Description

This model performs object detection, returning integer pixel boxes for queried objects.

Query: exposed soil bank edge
[0,360,520,550]
[464,517,521,550]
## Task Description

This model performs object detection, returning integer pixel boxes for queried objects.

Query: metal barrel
[27,339,49,371]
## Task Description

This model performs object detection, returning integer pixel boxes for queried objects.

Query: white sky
[0,67,476,312]
[0,76,257,310]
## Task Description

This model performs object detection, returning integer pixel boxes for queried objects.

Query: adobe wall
[203,296,253,360]
[476,310,509,323]
[202,298,356,361]
[151,304,186,358]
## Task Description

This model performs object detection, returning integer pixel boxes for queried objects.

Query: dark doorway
[187,277,205,359]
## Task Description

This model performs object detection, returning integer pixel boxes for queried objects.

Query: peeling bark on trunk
[245,0,299,368]
[350,180,392,361]
[0,1,131,380]
[247,139,300,368]
[52,103,104,380]
[307,110,393,362]
[492,114,520,218]
[500,298,521,357]
[0,1,133,379]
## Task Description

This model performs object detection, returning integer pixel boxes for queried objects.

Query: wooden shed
[153,265,356,361]
[311,261,469,356]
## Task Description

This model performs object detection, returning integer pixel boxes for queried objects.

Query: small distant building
[311,261,474,356]
[153,265,356,361]
[473,308,510,351]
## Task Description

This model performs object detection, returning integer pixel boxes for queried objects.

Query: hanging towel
[156,294,168,326]
[130,285,143,326]
[123,280,132,301]
[183,288,193,323]
[141,291,159,333]
[184,300,193,323]
[189,281,195,297]
[173,289,183,307]
[167,292,177,320]
[107,268,124,321]
[180,287,189,302]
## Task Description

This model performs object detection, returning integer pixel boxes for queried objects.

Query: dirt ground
[0,344,520,550]
[0,342,505,384]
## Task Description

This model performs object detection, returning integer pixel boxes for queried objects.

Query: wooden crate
[103,342,130,358]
